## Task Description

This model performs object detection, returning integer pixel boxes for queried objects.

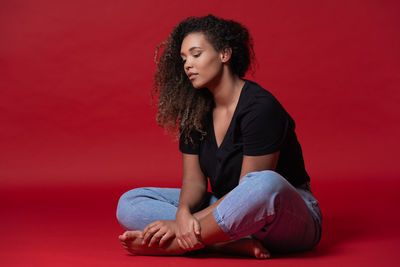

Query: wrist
[177,206,191,217]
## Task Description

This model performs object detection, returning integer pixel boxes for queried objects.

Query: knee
[215,171,292,237]
[117,187,147,208]
[241,170,290,196]
[116,187,148,229]
[239,170,294,210]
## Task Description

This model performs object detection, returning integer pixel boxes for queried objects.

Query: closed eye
[181,53,201,65]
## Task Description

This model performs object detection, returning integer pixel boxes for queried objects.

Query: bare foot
[119,231,269,259]
[119,230,185,256]
[208,237,270,259]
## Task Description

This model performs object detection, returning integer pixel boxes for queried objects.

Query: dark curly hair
[152,14,255,144]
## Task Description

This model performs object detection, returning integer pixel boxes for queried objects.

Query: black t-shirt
[179,79,310,198]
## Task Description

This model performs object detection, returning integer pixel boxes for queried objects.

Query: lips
[188,73,198,80]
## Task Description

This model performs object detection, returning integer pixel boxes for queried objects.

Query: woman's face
[180,32,224,89]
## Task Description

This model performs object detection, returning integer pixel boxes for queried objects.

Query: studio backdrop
[1,0,399,187]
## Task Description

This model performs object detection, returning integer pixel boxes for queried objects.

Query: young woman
[116,14,322,259]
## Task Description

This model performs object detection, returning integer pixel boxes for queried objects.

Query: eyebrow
[180,46,202,56]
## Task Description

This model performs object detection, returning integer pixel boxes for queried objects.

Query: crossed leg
[118,211,270,258]
[116,171,320,258]
[116,184,270,258]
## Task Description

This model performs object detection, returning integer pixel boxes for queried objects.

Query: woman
[116,14,322,259]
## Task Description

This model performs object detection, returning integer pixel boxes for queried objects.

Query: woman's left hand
[142,220,177,247]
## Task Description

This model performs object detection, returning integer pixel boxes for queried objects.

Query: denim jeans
[116,170,322,253]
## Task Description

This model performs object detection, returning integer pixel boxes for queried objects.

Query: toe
[259,250,270,259]
[125,230,142,239]
[124,231,136,239]
[259,248,270,259]
[252,239,270,259]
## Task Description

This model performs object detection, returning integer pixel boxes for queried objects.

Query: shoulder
[238,80,294,155]
[239,80,286,118]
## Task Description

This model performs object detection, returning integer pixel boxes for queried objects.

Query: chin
[191,80,204,89]
[192,83,202,89]
[192,78,212,89]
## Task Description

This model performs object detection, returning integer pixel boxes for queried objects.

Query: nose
[184,58,192,72]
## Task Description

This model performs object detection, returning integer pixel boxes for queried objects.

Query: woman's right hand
[175,209,204,251]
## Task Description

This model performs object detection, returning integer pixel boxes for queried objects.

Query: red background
[1,0,399,266]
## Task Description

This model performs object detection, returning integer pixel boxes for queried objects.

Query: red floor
[2,1,399,266]
[1,175,398,267]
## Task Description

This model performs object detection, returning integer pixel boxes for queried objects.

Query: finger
[142,226,158,245]
[187,226,199,248]
[177,236,190,250]
[142,229,152,244]
[176,237,187,250]
[143,221,158,234]
[143,222,158,239]
[186,221,200,248]
[148,231,164,247]
[193,220,201,236]
[192,228,204,248]
[183,233,196,249]
[159,231,175,247]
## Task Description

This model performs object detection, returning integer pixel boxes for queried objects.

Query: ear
[220,46,232,63]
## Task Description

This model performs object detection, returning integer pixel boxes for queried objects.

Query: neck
[208,70,245,108]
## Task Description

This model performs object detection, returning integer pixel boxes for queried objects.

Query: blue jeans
[116,170,322,253]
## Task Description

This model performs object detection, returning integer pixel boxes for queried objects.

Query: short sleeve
[179,130,201,154]
[241,96,289,156]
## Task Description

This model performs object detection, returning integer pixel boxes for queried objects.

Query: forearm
[177,179,207,215]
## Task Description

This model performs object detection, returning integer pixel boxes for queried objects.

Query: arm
[175,153,208,250]
[141,153,206,248]
[239,152,279,178]
[177,153,207,215]
[142,152,280,247]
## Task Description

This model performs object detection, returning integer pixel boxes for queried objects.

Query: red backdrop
[1,0,399,187]
[1,1,400,266]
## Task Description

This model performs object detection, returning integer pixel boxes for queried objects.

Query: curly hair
[152,14,255,144]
